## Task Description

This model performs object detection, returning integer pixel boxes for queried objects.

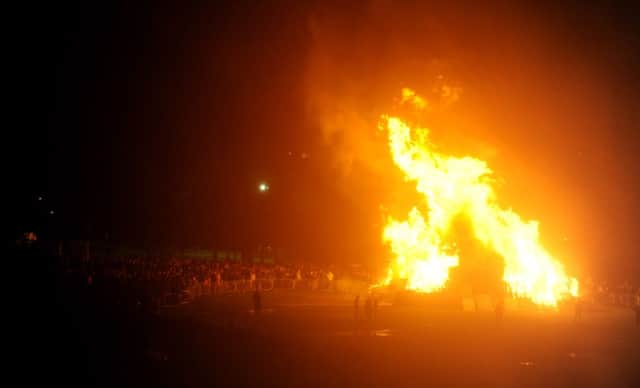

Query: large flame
[379,89,578,306]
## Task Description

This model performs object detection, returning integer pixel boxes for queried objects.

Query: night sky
[14,1,640,279]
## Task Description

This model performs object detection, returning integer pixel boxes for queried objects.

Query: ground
[34,286,640,388]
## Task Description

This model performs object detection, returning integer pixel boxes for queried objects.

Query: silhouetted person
[373,295,378,321]
[326,271,335,292]
[364,295,373,322]
[363,295,373,334]
[253,288,262,314]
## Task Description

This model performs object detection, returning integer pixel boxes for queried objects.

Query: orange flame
[379,89,578,306]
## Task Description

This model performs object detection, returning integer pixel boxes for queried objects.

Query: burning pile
[379,89,578,306]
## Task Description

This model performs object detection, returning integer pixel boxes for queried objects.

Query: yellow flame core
[380,90,578,306]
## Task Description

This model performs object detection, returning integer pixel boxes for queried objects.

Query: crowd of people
[578,278,640,308]
[576,279,640,326]
[55,254,360,312]
[49,251,640,325]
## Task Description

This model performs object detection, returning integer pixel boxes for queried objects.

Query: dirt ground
[136,290,639,387]
[32,287,639,387]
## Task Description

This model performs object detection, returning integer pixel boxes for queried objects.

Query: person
[249,270,256,291]
[634,291,640,327]
[294,268,302,289]
[253,287,262,314]
[215,271,222,294]
[363,294,374,335]
[203,276,210,296]
[327,271,334,291]
[372,294,378,321]
[354,294,360,322]
[364,295,373,322]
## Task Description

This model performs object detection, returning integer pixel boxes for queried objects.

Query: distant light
[49,210,55,215]
[258,182,269,193]
[37,196,43,201]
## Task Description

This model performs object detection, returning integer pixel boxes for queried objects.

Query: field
[41,288,636,387]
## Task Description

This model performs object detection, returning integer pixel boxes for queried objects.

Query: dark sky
[14,1,640,279]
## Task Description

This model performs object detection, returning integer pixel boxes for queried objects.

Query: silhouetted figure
[574,298,583,322]
[634,292,640,327]
[294,269,302,289]
[253,288,262,314]
[249,271,256,290]
[364,295,373,334]
[215,271,222,295]
[354,294,360,322]
[373,295,378,321]
[326,271,334,292]
[364,296,373,322]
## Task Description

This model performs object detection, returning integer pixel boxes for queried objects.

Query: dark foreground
[30,269,639,387]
